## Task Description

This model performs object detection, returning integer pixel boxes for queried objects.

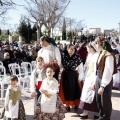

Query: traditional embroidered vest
[34,68,46,82]
[9,89,21,105]
[97,50,117,78]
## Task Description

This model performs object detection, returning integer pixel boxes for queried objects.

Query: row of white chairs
[0,61,36,100]
[0,65,7,100]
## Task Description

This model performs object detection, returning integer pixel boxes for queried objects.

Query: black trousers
[36,88,41,100]
[96,78,113,120]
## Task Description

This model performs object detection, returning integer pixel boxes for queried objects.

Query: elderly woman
[59,44,83,111]
[3,52,13,74]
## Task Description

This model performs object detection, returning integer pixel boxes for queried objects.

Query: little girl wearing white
[34,66,66,120]
[4,75,36,120]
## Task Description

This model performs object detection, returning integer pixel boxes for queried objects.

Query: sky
[1,0,120,31]
[65,0,120,31]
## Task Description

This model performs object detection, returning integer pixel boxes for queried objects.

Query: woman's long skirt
[79,97,98,113]
[34,95,66,120]
[4,100,26,120]
[59,70,81,106]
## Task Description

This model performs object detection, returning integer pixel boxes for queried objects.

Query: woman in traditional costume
[38,36,61,80]
[59,44,83,111]
[78,43,99,119]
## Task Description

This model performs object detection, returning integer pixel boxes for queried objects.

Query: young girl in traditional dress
[34,66,66,120]
[30,56,46,110]
[4,75,36,120]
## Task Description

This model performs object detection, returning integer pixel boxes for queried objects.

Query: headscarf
[88,42,96,51]
[40,36,57,46]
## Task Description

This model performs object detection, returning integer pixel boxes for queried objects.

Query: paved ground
[0,89,120,120]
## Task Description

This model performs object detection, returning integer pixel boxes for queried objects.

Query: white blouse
[76,63,84,80]
[38,45,61,67]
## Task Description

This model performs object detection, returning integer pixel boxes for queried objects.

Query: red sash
[35,81,42,89]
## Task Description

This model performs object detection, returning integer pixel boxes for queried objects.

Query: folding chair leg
[1,83,4,100]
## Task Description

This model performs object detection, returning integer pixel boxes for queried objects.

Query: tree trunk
[37,26,40,41]
[70,38,72,44]
[48,29,51,37]
[50,28,53,38]
[37,25,42,42]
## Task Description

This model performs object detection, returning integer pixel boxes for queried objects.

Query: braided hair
[102,40,114,53]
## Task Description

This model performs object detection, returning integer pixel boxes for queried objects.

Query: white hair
[4,52,9,58]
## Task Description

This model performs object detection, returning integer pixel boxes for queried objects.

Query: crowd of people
[0,35,120,120]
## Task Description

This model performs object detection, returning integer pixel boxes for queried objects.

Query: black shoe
[94,115,99,119]
[74,105,78,109]
[80,115,88,119]
[66,106,70,112]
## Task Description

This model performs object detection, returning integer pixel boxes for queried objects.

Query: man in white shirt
[92,36,117,120]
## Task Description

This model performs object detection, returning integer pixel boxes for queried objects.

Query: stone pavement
[0,90,120,120]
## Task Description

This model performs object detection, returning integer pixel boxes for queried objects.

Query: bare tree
[54,17,63,31]
[24,0,44,40]
[43,0,70,37]
[65,18,76,43]
[0,0,24,24]
[76,19,85,32]
[65,18,76,31]
[24,0,70,39]
[0,0,15,18]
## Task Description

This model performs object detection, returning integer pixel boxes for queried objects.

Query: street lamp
[80,28,83,35]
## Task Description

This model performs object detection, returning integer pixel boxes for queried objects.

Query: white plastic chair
[0,61,3,66]
[31,61,36,70]
[8,63,21,77]
[0,65,9,100]
[8,63,30,91]
[21,62,32,76]
[0,61,4,74]
[19,76,30,91]
[20,62,32,90]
